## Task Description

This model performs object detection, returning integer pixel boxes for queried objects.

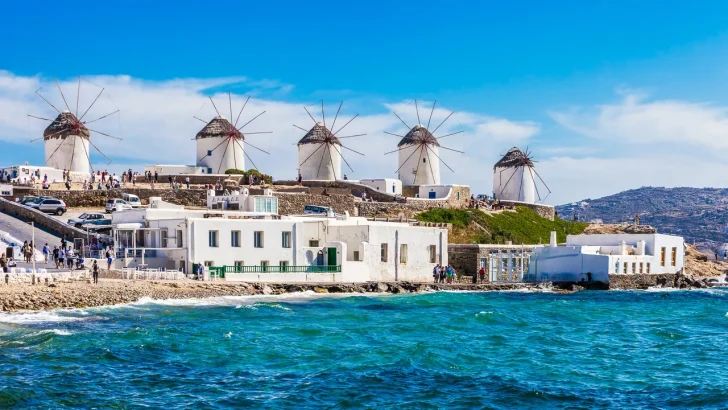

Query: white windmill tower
[384,100,464,185]
[492,147,551,203]
[294,101,366,181]
[194,92,271,174]
[28,78,120,178]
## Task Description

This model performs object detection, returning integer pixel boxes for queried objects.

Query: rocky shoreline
[0,280,553,312]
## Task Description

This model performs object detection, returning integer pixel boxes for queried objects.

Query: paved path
[0,211,62,252]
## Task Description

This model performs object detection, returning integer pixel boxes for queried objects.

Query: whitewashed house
[110,192,447,283]
[358,179,402,195]
[526,232,685,283]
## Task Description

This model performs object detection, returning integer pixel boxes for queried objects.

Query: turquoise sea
[1,289,727,409]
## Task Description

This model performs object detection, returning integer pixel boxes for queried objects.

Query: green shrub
[224,169,244,175]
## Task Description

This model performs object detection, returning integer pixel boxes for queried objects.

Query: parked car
[16,195,38,205]
[26,198,67,215]
[304,205,334,215]
[122,193,142,208]
[475,194,489,201]
[67,212,108,228]
[105,198,132,213]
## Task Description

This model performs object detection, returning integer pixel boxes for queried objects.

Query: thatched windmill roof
[298,122,340,145]
[494,147,534,170]
[195,116,243,140]
[43,111,90,140]
[397,124,440,147]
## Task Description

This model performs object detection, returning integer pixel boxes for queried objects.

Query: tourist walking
[433,264,440,283]
[185,176,190,189]
[57,248,64,269]
[0,253,7,273]
[53,246,60,268]
[154,171,158,183]
[42,243,49,264]
[478,266,486,283]
[106,248,113,271]
[92,260,99,284]
[66,248,74,270]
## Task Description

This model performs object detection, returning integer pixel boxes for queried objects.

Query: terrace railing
[222,265,341,274]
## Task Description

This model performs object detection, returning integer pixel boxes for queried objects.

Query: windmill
[193,91,271,174]
[492,146,551,203]
[293,100,366,181]
[384,100,464,185]
[27,77,121,176]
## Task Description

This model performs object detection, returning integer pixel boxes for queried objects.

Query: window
[234,260,244,268]
[160,229,168,247]
[231,230,241,247]
[646,262,651,274]
[422,157,426,163]
[260,260,269,272]
[671,247,677,266]
[632,262,636,274]
[282,232,291,248]
[208,230,218,247]
[381,243,388,262]
[660,247,666,267]
[623,262,628,274]
[639,262,643,274]
[400,244,408,264]
[429,245,437,263]
[280,261,289,272]
[204,261,214,267]
[207,150,212,156]
[309,240,320,247]
[254,197,279,213]
[353,251,360,261]
[176,230,183,248]
[254,231,264,248]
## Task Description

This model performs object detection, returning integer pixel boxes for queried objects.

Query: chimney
[550,231,557,247]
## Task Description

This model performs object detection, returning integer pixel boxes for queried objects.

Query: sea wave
[0,310,87,324]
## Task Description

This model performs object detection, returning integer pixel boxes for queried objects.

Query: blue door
[428,191,436,199]
[392,185,395,193]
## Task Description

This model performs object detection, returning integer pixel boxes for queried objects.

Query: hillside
[416,207,587,244]
[556,187,728,248]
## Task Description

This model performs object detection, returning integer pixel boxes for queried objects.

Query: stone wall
[276,193,357,215]
[0,198,87,240]
[499,200,555,221]
[608,273,676,290]
[14,187,208,208]
[447,245,481,276]
[134,174,244,186]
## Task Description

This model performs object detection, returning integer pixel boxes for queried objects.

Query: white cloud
[550,90,728,151]
[0,71,540,194]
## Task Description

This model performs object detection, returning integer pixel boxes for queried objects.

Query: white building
[526,232,685,283]
[144,165,208,176]
[358,178,402,195]
[44,111,91,177]
[397,125,440,185]
[492,147,536,203]
[418,184,465,200]
[0,165,65,184]
[110,194,447,283]
[298,123,342,181]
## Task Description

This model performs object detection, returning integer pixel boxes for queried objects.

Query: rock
[262,285,273,295]
[376,282,389,293]
[313,287,328,293]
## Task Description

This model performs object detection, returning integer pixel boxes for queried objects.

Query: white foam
[0,310,85,324]
[126,291,373,308]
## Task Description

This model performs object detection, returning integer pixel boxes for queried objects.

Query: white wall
[566,233,685,274]
[492,165,536,203]
[196,137,245,173]
[1,166,66,183]
[144,165,207,175]
[359,179,402,195]
[44,136,90,175]
[397,143,440,185]
[418,185,454,200]
[298,142,342,181]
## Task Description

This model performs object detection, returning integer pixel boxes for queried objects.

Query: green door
[327,247,337,266]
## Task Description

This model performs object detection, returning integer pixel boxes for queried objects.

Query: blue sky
[2,0,728,204]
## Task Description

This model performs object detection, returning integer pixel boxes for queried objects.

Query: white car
[105,199,132,213]
[122,193,142,208]
[27,198,67,215]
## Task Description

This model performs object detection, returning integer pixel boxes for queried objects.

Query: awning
[115,223,143,230]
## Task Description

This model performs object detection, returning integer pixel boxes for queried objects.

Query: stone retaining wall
[0,198,87,240]
[608,273,676,289]
[1,270,88,285]
[499,200,555,221]
[276,193,357,215]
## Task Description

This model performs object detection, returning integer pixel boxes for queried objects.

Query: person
[197,263,204,280]
[43,174,48,183]
[297,173,303,186]
[432,264,440,283]
[185,176,190,189]
[478,266,486,283]
[66,248,74,270]
[168,175,173,188]
[446,265,453,284]
[52,246,60,268]
[343,174,348,180]
[439,266,446,283]
[106,247,113,271]
[154,171,158,183]
[21,241,28,263]
[92,260,99,284]
[42,243,49,264]
[83,180,88,190]
[76,254,85,270]
[61,236,67,251]
[57,247,64,269]
[0,253,7,273]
